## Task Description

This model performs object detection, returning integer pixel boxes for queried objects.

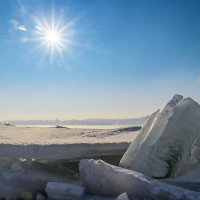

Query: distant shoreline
[16,124,139,129]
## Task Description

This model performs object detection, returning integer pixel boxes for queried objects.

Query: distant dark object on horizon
[4,123,15,126]
[55,125,69,129]
[112,126,141,133]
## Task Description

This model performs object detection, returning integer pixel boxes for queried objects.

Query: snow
[0,124,137,144]
[79,159,200,200]
[120,95,200,178]
[116,193,129,200]
[45,182,86,200]
[0,125,138,160]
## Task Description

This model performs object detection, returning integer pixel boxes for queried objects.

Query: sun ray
[32,12,75,63]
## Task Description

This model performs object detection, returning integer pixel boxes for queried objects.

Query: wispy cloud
[10,19,27,31]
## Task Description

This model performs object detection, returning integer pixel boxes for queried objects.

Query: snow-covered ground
[0,124,139,160]
[0,124,139,144]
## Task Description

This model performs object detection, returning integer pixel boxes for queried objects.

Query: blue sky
[0,0,200,120]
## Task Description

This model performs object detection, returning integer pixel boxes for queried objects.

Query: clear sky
[0,0,200,120]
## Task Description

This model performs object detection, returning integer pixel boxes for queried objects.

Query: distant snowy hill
[3,116,148,126]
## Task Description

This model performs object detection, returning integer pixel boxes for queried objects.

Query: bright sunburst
[33,13,75,63]
[45,30,60,44]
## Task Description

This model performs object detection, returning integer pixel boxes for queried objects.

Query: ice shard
[79,159,200,200]
[120,95,200,178]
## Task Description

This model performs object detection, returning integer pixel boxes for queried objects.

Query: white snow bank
[120,95,200,178]
[46,182,86,200]
[79,159,200,200]
[0,125,138,145]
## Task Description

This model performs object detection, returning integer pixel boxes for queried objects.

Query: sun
[39,26,65,54]
[45,30,60,44]
[33,13,75,63]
